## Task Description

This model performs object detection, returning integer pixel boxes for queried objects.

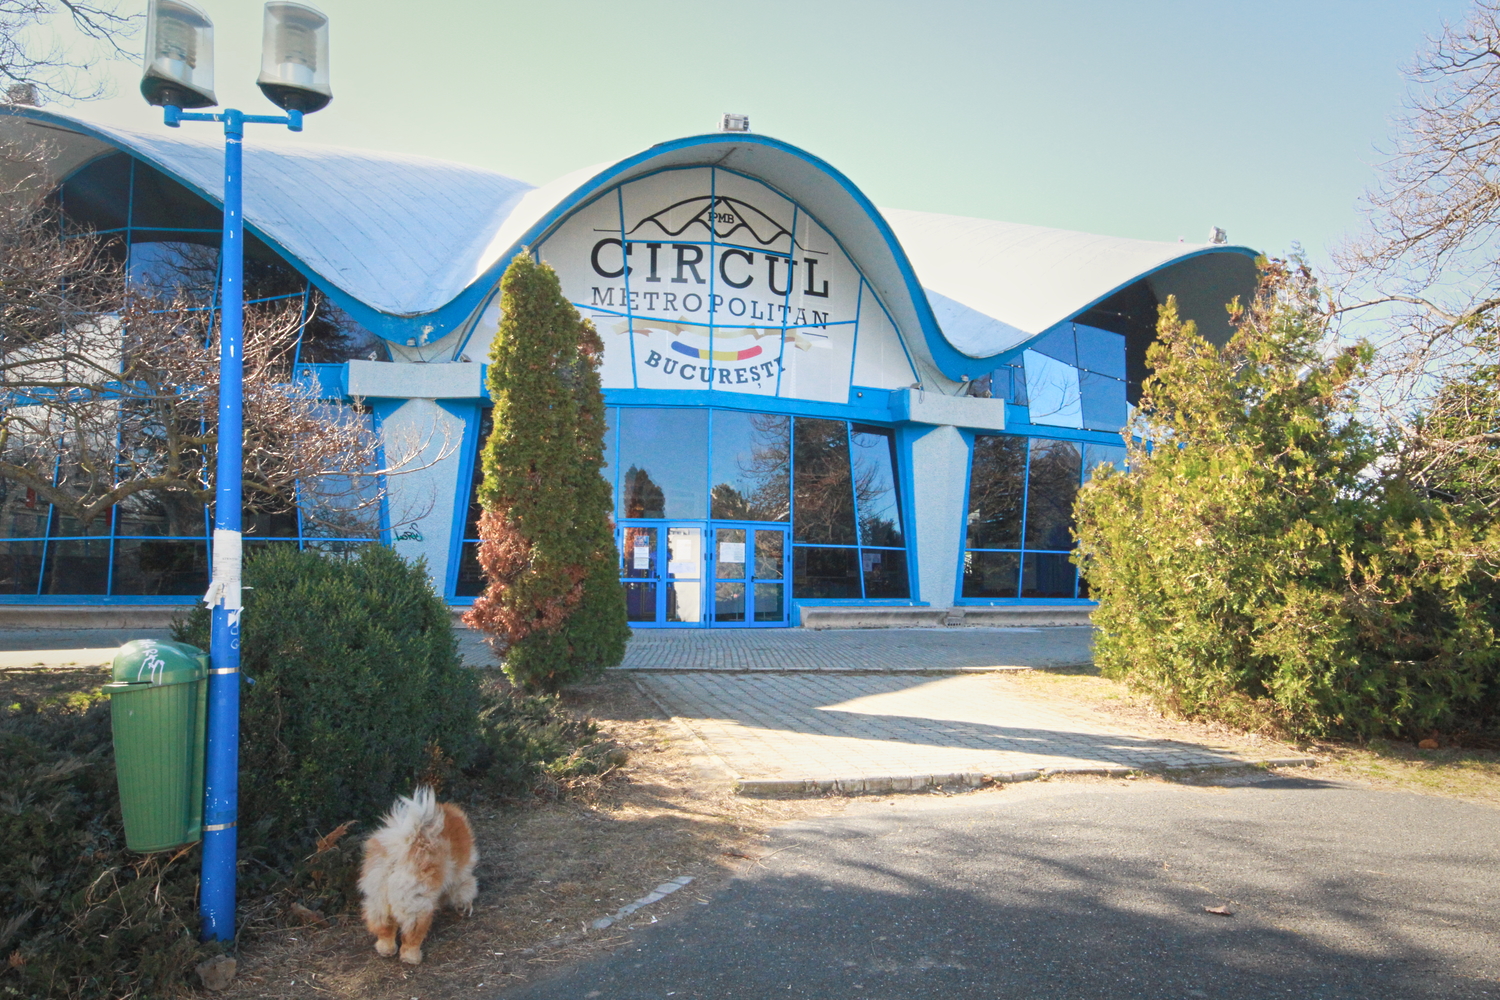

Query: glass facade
[961,435,1125,600]
[453,405,909,609]
[0,152,384,599]
[967,322,1129,434]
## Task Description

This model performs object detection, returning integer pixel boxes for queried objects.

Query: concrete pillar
[377,397,469,594]
[907,423,969,608]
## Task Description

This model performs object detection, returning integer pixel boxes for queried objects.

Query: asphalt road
[505,774,1500,1000]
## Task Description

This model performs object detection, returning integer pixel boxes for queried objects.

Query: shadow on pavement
[503,781,1500,999]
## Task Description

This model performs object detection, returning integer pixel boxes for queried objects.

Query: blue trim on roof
[8,107,1263,375]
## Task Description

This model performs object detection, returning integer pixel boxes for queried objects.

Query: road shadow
[503,782,1500,999]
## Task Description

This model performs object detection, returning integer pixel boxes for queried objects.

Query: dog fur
[359,786,477,965]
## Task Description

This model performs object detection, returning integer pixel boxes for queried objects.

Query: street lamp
[140,0,332,943]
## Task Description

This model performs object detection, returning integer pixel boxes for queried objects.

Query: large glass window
[455,405,910,604]
[0,154,389,598]
[962,436,1124,600]
[710,411,789,521]
[619,408,708,519]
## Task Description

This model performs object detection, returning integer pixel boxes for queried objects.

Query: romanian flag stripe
[669,340,763,362]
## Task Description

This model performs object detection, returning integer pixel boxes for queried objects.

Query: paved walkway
[2,624,1306,793]
[637,669,1306,794]
[615,626,1094,671]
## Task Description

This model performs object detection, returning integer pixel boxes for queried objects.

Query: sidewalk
[636,669,1309,794]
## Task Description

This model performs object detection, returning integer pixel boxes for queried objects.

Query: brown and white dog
[359,786,477,965]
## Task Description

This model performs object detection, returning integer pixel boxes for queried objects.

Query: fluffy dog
[359,786,477,965]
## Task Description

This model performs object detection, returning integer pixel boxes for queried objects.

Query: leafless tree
[0,139,436,540]
[1336,0,1500,506]
[1,0,136,104]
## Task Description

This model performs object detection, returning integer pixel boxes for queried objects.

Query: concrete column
[378,397,469,594]
[907,424,970,609]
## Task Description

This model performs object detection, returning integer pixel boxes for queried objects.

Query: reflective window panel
[619,408,708,519]
[454,541,484,597]
[962,550,1020,599]
[851,425,903,547]
[1079,371,1128,432]
[624,582,657,622]
[1074,324,1126,379]
[710,411,789,521]
[966,435,1026,549]
[793,418,856,544]
[0,540,44,595]
[621,526,658,579]
[793,546,860,599]
[110,538,208,595]
[1023,439,1082,551]
[1084,443,1128,479]
[41,538,109,595]
[1022,552,1078,599]
[861,548,909,599]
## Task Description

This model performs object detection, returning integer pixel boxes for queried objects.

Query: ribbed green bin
[103,639,208,853]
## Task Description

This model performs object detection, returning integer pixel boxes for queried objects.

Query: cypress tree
[464,251,629,691]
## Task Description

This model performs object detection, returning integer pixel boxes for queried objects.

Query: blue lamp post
[140,0,333,943]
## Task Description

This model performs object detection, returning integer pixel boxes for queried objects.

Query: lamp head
[257,3,332,114]
[140,0,217,109]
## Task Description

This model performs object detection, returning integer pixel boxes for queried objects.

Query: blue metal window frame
[0,154,384,603]
[953,425,1122,607]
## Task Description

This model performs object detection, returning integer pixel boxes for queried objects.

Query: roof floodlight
[720,113,750,133]
[140,0,217,109]
[257,2,332,114]
[1208,226,1227,244]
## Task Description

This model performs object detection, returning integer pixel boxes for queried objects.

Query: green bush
[0,697,213,1000]
[175,543,483,863]
[465,251,630,692]
[1,544,626,999]
[1075,261,1500,739]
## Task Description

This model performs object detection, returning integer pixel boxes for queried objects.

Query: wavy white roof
[0,107,1257,367]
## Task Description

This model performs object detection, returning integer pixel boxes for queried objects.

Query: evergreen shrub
[0,693,212,999]
[1075,261,1500,739]
[1,545,625,998]
[175,543,483,863]
[465,251,629,692]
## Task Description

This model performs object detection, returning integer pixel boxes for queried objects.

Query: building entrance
[619,521,789,627]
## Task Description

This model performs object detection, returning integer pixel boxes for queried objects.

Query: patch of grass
[1012,664,1500,807]
[1306,740,1500,808]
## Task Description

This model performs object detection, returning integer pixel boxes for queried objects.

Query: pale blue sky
[47,1,1474,266]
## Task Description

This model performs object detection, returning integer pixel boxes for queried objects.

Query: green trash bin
[102,639,209,852]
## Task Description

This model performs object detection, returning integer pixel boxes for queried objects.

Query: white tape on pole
[205,528,244,611]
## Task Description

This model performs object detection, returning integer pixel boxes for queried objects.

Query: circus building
[0,107,1258,627]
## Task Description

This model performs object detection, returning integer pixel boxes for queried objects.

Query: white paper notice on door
[718,542,746,564]
[632,538,650,570]
[667,560,696,577]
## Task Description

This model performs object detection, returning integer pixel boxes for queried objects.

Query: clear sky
[41,0,1476,267]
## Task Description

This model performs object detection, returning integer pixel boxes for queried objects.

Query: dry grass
[1012,664,1500,808]
[216,675,852,1000]
[0,664,109,710]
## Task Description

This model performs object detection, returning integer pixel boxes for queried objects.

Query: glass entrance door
[710,525,788,627]
[620,522,787,627]
[620,523,705,626]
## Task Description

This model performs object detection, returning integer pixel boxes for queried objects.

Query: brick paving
[616,629,1308,793]
[615,625,1095,671]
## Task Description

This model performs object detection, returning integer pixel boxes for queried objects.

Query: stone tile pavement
[616,629,1310,794]
[615,625,1095,671]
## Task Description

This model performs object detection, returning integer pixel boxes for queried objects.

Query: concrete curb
[0,605,193,628]
[733,756,1319,797]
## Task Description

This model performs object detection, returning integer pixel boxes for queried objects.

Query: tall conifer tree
[464,252,628,691]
